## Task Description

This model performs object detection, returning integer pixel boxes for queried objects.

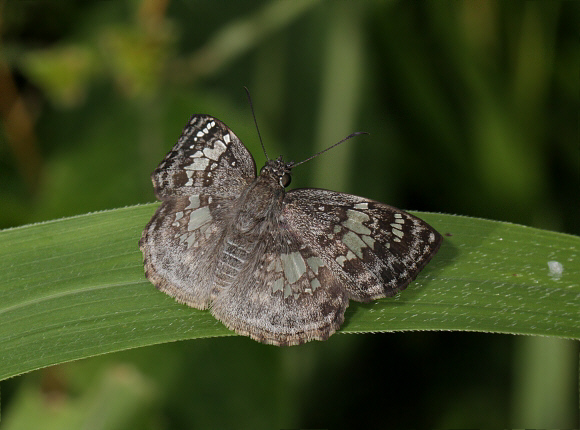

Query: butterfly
[139,114,442,346]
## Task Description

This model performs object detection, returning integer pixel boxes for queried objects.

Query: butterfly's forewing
[140,115,257,309]
[210,226,349,346]
[283,189,442,302]
[151,115,256,199]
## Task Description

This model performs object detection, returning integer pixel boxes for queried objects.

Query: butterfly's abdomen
[211,234,255,295]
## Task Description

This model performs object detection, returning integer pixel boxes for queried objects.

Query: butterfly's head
[259,156,294,188]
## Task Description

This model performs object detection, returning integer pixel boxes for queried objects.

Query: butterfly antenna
[291,131,369,167]
[244,86,269,161]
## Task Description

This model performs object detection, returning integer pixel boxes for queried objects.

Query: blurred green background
[0,0,578,428]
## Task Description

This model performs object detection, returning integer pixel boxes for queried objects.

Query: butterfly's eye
[260,166,267,175]
[280,173,291,187]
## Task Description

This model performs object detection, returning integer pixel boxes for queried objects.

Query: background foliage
[0,0,578,428]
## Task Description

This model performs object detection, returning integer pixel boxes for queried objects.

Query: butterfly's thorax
[231,167,286,234]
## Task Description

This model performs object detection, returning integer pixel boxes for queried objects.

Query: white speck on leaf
[547,260,563,280]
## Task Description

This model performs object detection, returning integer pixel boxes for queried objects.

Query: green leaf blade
[0,206,230,381]
[0,206,578,381]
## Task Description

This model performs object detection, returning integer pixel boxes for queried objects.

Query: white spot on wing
[186,158,210,170]
[284,282,292,299]
[354,202,368,210]
[185,234,197,248]
[203,140,227,161]
[306,256,324,274]
[186,195,200,209]
[187,206,212,232]
[343,209,371,235]
[281,252,306,284]
[310,278,320,291]
[342,231,367,259]
[272,277,284,293]
[362,235,375,249]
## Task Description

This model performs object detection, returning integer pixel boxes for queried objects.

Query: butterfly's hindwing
[210,228,349,346]
[283,189,442,301]
[152,115,256,199]
[140,193,232,309]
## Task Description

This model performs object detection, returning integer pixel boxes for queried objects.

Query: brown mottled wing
[283,189,442,302]
[140,115,257,309]
[151,115,256,199]
[140,194,232,309]
[210,226,349,346]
